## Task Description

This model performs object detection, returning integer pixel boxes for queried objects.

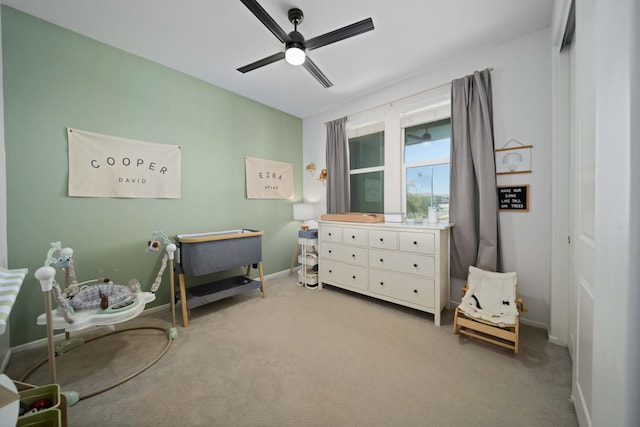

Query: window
[348,126,384,213]
[403,117,451,221]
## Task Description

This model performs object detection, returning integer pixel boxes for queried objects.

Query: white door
[569,0,596,424]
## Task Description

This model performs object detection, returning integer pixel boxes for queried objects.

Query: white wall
[591,0,640,425]
[303,28,552,327]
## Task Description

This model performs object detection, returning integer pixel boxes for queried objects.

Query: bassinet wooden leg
[178,273,189,327]
[258,262,267,298]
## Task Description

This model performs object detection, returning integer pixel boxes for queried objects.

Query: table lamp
[293,203,315,230]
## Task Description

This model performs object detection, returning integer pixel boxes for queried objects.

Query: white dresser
[318,220,452,326]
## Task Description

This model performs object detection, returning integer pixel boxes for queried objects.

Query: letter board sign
[498,185,529,212]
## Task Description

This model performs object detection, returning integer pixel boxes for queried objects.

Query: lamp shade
[293,203,315,221]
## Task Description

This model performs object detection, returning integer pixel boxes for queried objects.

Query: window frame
[400,104,452,220]
[347,120,385,213]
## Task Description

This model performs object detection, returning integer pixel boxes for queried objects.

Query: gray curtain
[449,69,499,279]
[325,117,349,214]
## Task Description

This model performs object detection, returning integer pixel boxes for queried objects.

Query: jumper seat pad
[70,283,133,311]
[458,266,518,325]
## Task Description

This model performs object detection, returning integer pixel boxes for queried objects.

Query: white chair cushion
[458,266,518,325]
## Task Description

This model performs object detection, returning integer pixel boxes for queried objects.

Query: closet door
[569,0,595,424]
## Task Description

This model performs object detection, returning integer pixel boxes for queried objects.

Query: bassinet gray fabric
[179,231,262,277]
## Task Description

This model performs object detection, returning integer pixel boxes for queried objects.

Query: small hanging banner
[245,156,294,199]
[67,128,181,198]
[495,139,532,175]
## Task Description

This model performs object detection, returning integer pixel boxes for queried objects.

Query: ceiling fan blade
[239,0,290,43]
[303,57,333,88]
[306,18,374,51]
[237,52,285,73]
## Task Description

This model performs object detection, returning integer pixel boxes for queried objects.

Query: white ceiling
[2,0,554,118]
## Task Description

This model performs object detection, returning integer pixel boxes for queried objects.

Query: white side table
[297,230,318,288]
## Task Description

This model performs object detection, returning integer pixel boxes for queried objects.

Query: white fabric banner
[68,128,181,198]
[245,156,294,199]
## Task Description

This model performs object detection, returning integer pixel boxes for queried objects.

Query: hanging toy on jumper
[40,242,76,324]
[148,231,176,294]
[147,231,178,334]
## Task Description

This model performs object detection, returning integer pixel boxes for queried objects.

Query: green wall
[2,7,303,346]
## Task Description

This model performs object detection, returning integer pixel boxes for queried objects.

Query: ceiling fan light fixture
[238,2,374,87]
[285,42,305,65]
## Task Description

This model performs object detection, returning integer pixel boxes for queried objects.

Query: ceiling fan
[407,129,432,142]
[237,0,375,88]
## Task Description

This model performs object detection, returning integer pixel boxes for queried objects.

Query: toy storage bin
[16,408,61,427]
[298,229,318,239]
[17,384,60,421]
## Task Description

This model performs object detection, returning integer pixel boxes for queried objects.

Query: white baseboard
[547,334,568,347]
[12,332,66,353]
[520,317,548,330]
[141,302,170,316]
[264,269,291,279]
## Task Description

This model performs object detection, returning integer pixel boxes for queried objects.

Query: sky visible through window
[405,137,451,196]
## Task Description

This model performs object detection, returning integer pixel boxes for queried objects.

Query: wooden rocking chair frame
[452,273,526,354]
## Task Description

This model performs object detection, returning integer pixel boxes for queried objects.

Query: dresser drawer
[368,229,398,250]
[320,242,368,266]
[320,225,342,242]
[399,232,435,254]
[369,270,435,308]
[320,259,368,291]
[369,249,434,277]
[341,227,368,246]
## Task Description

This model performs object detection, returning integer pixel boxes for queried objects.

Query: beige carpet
[6,274,578,427]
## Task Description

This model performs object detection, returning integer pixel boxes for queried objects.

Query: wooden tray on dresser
[320,213,385,223]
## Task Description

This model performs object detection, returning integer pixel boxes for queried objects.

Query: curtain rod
[344,67,494,120]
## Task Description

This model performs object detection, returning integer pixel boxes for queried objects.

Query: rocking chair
[453,266,526,354]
